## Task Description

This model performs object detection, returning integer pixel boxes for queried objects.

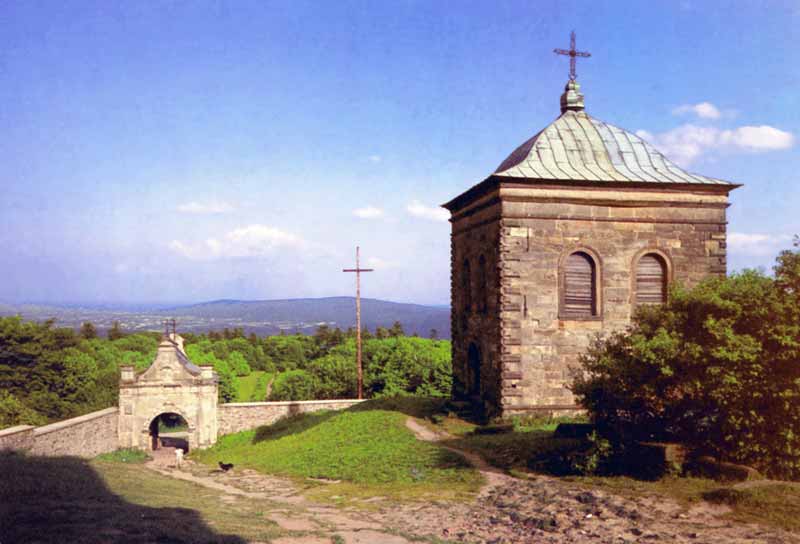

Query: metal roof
[494,110,733,185]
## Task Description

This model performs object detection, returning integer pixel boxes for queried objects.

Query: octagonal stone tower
[443,80,739,418]
[118,334,218,450]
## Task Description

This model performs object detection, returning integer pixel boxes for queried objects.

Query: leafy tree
[0,391,47,427]
[307,352,357,398]
[227,351,252,377]
[429,328,439,340]
[389,321,405,338]
[107,321,125,341]
[573,244,800,480]
[79,322,97,340]
[185,345,238,402]
[269,370,318,401]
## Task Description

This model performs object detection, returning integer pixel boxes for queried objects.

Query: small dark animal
[218,461,234,472]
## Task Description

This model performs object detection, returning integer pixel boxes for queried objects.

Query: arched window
[478,255,487,313]
[563,251,597,317]
[636,253,668,304]
[462,259,472,312]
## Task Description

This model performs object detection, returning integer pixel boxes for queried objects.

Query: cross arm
[343,268,375,272]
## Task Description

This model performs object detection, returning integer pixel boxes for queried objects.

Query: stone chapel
[443,77,739,418]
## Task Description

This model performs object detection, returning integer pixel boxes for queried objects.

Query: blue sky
[0,1,798,306]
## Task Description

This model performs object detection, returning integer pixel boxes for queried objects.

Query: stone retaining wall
[0,425,36,452]
[0,407,121,458]
[218,399,364,436]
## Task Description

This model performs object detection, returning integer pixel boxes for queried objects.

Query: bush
[573,241,800,480]
[269,370,318,401]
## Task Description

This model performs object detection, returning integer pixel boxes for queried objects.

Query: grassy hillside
[192,402,481,500]
[235,371,271,402]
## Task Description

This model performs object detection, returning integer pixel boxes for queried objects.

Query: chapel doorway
[148,412,190,452]
[467,343,481,398]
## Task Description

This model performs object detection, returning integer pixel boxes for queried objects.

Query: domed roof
[494,81,732,185]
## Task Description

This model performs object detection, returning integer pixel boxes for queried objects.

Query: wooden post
[343,246,374,399]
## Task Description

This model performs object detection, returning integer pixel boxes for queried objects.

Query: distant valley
[0,297,452,339]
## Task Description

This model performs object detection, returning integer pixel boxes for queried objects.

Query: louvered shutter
[636,254,666,304]
[564,252,595,316]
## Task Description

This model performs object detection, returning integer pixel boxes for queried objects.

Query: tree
[79,322,97,340]
[573,246,800,480]
[107,321,125,341]
[227,351,252,377]
[389,321,405,338]
[429,329,439,340]
[269,370,318,401]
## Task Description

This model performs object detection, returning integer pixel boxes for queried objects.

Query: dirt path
[142,424,800,544]
[405,417,515,496]
[265,374,275,399]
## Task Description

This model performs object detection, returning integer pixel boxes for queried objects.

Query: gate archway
[118,335,219,451]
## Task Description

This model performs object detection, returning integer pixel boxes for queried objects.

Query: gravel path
[142,423,800,544]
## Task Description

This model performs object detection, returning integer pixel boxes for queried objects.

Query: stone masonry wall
[450,192,503,414]
[0,408,120,458]
[218,399,365,436]
[0,425,36,452]
[496,184,730,415]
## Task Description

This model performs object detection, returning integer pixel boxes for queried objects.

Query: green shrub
[573,240,800,480]
[269,370,318,401]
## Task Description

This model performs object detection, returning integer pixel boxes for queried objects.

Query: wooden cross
[554,30,591,81]
[343,246,374,399]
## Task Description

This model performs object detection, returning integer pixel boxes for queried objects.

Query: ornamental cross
[554,30,591,81]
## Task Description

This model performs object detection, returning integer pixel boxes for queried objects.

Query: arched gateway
[118,335,218,451]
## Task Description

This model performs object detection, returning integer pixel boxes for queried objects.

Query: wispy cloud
[728,232,794,257]
[636,124,794,166]
[176,200,236,214]
[367,155,382,163]
[353,206,384,219]
[170,224,305,260]
[672,102,722,120]
[407,200,449,222]
[365,256,396,269]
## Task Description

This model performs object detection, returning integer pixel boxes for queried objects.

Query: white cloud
[672,102,722,120]
[365,256,396,269]
[177,200,236,214]
[353,206,384,219]
[170,224,305,260]
[367,155,382,163]
[407,200,450,222]
[728,232,793,257]
[636,124,794,166]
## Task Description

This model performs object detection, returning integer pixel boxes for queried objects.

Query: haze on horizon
[1,1,798,307]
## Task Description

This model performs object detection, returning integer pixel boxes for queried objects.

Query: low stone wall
[0,425,36,452]
[22,408,120,458]
[218,399,364,436]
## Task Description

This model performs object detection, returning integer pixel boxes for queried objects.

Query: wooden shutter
[636,254,666,304]
[564,252,595,316]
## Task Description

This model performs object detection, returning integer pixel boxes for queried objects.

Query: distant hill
[0,297,452,339]
[159,297,451,339]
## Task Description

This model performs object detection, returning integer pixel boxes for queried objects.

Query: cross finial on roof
[554,31,591,81]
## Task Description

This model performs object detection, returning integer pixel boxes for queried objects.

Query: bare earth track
[145,421,799,544]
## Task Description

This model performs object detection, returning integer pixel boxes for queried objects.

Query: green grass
[192,403,482,501]
[702,485,800,532]
[95,448,151,464]
[235,371,272,402]
[450,430,582,471]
